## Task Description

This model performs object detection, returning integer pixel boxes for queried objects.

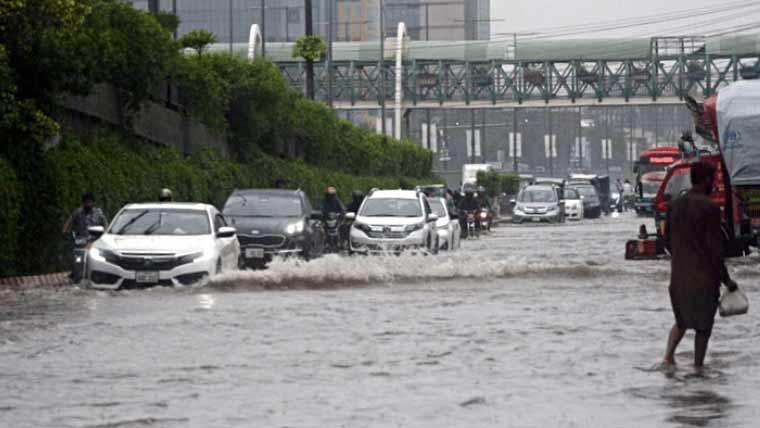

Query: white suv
[346,190,439,254]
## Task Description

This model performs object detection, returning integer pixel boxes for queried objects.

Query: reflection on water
[0,213,758,427]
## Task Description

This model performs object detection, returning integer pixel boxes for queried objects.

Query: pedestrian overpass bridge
[211,33,760,110]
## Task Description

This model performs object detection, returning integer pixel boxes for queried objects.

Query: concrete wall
[65,84,228,157]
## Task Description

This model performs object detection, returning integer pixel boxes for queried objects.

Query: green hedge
[3,132,438,276]
[477,170,520,199]
[0,159,21,276]
[175,54,433,178]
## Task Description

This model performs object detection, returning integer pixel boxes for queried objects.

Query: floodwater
[2,213,760,427]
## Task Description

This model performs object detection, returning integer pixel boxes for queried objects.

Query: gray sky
[491,0,760,39]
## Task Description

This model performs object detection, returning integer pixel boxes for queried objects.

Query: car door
[213,209,239,270]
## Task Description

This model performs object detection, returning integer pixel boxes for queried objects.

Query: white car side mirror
[88,226,105,238]
[217,226,236,238]
[345,212,356,221]
[427,213,439,223]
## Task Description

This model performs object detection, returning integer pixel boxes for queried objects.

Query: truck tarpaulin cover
[717,81,760,186]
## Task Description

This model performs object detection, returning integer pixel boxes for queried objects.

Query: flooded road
[2,213,760,427]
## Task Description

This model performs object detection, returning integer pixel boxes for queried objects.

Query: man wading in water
[663,161,738,368]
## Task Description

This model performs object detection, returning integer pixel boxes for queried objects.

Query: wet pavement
[1,213,759,427]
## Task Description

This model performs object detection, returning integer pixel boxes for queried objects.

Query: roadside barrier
[0,272,70,288]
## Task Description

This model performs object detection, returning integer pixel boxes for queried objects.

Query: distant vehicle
[85,203,240,290]
[512,185,564,224]
[461,164,493,192]
[634,146,680,184]
[347,189,439,254]
[634,171,666,216]
[563,187,585,220]
[569,174,611,214]
[415,184,446,198]
[518,174,536,191]
[535,177,567,219]
[222,189,325,268]
[568,183,602,218]
[427,197,461,250]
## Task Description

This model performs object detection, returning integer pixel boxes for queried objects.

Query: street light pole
[512,108,518,172]
[261,0,266,57]
[327,0,333,108]
[379,0,386,136]
[304,0,314,99]
[228,0,233,54]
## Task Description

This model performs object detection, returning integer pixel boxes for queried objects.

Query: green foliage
[477,170,520,198]
[153,11,180,34]
[4,131,436,275]
[179,28,218,57]
[0,158,21,276]
[292,35,326,61]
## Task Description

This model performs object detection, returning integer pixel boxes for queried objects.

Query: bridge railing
[277,54,760,106]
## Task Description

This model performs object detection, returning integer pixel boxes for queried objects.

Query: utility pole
[547,107,553,177]
[379,0,386,136]
[228,0,234,54]
[304,0,315,99]
[172,0,177,39]
[578,107,583,171]
[261,0,266,57]
[327,0,333,108]
[148,0,158,14]
[512,109,518,172]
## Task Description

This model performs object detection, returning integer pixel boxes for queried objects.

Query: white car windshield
[427,199,447,217]
[519,189,557,203]
[565,189,580,199]
[111,209,210,236]
[360,198,422,217]
[573,186,597,198]
[224,195,303,217]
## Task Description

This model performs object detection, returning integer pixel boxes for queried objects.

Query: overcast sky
[491,0,758,39]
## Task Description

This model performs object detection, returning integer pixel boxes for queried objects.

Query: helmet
[159,188,173,202]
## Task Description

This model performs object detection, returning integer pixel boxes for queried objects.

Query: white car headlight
[405,223,425,233]
[90,247,118,262]
[285,221,305,235]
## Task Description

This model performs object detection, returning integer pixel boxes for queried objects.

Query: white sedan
[85,203,240,290]
[427,197,461,251]
[563,188,585,221]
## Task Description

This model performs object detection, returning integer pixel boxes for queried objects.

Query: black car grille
[175,272,209,285]
[121,279,174,289]
[110,256,188,271]
[238,234,286,247]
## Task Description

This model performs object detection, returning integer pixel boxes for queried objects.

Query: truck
[461,164,493,193]
[633,146,681,217]
[625,81,760,259]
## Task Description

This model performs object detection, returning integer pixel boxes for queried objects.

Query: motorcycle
[477,207,492,232]
[462,210,479,239]
[70,233,91,284]
[324,212,343,253]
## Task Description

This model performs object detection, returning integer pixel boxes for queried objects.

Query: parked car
[512,185,565,224]
[427,197,461,251]
[222,189,325,268]
[563,187,585,220]
[569,184,602,218]
[347,189,439,254]
[85,203,240,290]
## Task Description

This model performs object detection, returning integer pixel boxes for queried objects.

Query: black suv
[222,189,325,268]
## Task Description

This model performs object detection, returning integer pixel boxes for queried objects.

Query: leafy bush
[477,170,520,198]
[0,159,21,276]
[4,131,436,275]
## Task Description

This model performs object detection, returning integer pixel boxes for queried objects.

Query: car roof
[232,188,304,197]
[369,189,420,199]
[122,202,211,211]
[523,185,555,192]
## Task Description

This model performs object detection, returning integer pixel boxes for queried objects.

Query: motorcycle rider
[346,190,365,214]
[457,189,480,235]
[159,188,173,202]
[320,186,345,217]
[62,192,108,282]
[63,192,109,239]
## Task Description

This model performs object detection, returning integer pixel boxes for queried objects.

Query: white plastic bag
[719,287,749,317]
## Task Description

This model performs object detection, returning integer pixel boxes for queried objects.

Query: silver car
[427,197,461,251]
[512,185,564,224]
[347,190,439,254]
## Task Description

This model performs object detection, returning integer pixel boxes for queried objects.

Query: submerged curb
[0,273,71,288]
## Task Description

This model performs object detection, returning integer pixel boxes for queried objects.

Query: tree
[153,11,180,36]
[292,35,325,100]
[179,29,218,57]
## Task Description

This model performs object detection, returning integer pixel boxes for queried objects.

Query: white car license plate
[532,217,541,223]
[135,271,159,284]
[245,248,265,259]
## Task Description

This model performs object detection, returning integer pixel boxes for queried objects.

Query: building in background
[128,0,489,43]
